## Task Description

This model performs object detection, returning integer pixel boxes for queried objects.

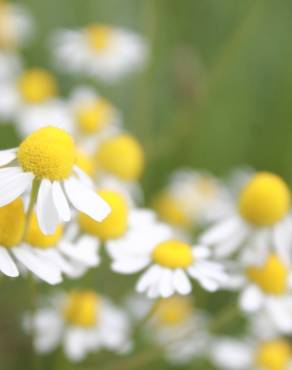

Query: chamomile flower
[0,198,62,284]
[108,220,228,298]
[0,1,33,50]
[153,170,231,230]
[0,126,111,235]
[24,290,131,361]
[200,172,292,262]
[0,67,72,134]
[234,253,292,334]
[52,24,148,82]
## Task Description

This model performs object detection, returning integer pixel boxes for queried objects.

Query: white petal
[136,265,162,293]
[52,182,71,222]
[64,328,88,362]
[64,177,111,222]
[158,268,175,297]
[59,236,99,266]
[0,246,19,277]
[173,269,192,295]
[73,165,93,187]
[273,221,292,265]
[239,285,263,312]
[0,166,21,182]
[200,217,241,244]
[12,246,62,285]
[0,148,17,166]
[188,266,219,292]
[112,257,150,274]
[266,297,292,333]
[0,171,33,207]
[36,180,59,235]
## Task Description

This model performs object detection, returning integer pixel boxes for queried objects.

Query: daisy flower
[0,1,33,50]
[0,67,72,135]
[52,24,148,82]
[24,290,131,361]
[0,126,111,235]
[108,220,228,298]
[200,172,292,262]
[152,169,231,230]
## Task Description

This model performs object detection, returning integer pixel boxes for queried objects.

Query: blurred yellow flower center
[18,127,76,180]
[78,189,128,241]
[18,69,57,104]
[25,213,63,248]
[155,296,192,326]
[0,198,25,248]
[76,150,95,177]
[86,25,112,51]
[95,134,144,181]
[77,99,112,134]
[246,254,288,295]
[256,340,291,370]
[153,191,190,228]
[152,240,193,268]
[63,290,100,327]
[239,172,290,226]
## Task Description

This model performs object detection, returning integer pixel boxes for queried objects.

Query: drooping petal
[0,148,17,166]
[0,171,33,207]
[52,181,71,222]
[112,257,149,274]
[158,268,175,297]
[173,269,192,295]
[0,246,19,277]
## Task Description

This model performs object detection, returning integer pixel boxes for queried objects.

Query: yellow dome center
[78,189,128,241]
[153,191,190,228]
[63,290,100,327]
[152,240,193,269]
[0,198,25,248]
[25,213,63,248]
[86,25,112,51]
[256,340,292,370]
[76,150,95,177]
[246,254,288,295]
[77,99,112,134]
[239,172,290,226]
[18,127,76,180]
[95,134,144,181]
[155,296,192,326]
[18,69,57,104]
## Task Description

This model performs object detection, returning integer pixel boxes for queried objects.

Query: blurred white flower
[52,24,148,82]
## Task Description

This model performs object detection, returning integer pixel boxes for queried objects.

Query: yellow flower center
[152,191,190,228]
[239,172,290,226]
[17,127,76,180]
[256,340,292,370]
[63,290,100,328]
[246,254,288,295]
[0,198,25,248]
[18,69,57,104]
[86,25,112,51]
[95,134,144,181]
[155,296,193,326]
[78,189,128,241]
[25,213,63,248]
[77,99,112,134]
[76,150,95,177]
[152,240,193,269]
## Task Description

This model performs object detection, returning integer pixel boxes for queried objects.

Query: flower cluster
[0,2,291,370]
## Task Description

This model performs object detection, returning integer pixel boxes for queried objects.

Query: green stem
[28,273,41,370]
[208,302,239,333]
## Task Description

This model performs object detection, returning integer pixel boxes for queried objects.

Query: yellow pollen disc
[152,191,190,228]
[239,172,290,226]
[86,25,112,51]
[152,240,193,269]
[256,340,291,370]
[78,189,128,241]
[77,99,112,134]
[18,68,57,104]
[95,134,145,181]
[63,290,100,327]
[0,198,25,248]
[246,254,288,295]
[25,213,63,248]
[155,296,193,326]
[17,126,76,180]
[76,150,95,177]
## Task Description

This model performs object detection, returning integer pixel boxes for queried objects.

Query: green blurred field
[1,0,292,369]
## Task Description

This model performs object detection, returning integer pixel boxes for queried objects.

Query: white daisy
[200,172,292,262]
[0,126,111,235]
[52,24,148,82]
[0,1,33,50]
[108,219,228,298]
[23,290,131,361]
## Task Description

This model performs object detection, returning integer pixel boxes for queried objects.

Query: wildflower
[0,126,110,234]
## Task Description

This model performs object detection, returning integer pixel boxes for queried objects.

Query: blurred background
[1,0,292,369]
